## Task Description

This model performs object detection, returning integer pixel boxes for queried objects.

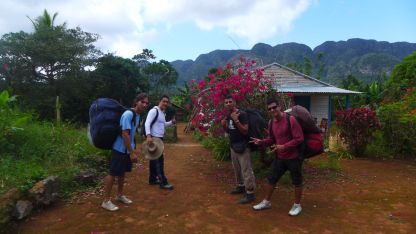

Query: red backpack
[270,105,324,159]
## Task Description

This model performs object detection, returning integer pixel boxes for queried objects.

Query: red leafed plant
[190,57,282,134]
[336,107,381,155]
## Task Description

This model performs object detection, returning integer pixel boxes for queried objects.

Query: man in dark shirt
[221,95,256,204]
[250,97,304,216]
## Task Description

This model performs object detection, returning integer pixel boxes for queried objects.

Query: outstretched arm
[165,116,176,127]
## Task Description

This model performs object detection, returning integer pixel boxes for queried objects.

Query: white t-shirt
[145,106,173,138]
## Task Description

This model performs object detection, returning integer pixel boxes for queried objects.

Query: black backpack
[88,98,136,150]
[140,107,159,137]
[243,109,267,150]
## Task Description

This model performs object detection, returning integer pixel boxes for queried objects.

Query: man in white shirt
[145,95,176,190]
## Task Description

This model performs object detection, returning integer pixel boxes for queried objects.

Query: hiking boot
[160,183,174,190]
[239,193,255,204]
[101,200,119,211]
[288,203,302,216]
[253,200,272,211]
[116,195,133,204]
[230,186,245,194]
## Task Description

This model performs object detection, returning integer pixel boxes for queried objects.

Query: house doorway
[294,96,311,111]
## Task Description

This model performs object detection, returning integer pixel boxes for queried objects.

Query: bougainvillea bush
[190,57,289,134]
[336,107,381,156]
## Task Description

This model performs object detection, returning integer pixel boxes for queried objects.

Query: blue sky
[149,0,416,61]
[0,0,415,61]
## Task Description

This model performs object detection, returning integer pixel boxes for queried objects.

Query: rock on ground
[13,200,33,220]
[0,188,22,232]
[29,176,60,206]
[75,169,99,186]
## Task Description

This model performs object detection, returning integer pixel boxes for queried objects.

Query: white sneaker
[288,203,302,216]
[253,200,272,211]
[117,195,133,204]
[101,200,119,211]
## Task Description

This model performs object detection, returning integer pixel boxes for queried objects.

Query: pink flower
[216,66,223,75]
[198,80,206,89]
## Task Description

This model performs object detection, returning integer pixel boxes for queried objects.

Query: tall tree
[316,52,325,80]
[303,56,312,76]
[384,51,416,102]
[133,49,178,101]
[341,74,362,91]
[0,9,101,119]
[88,54,148,106]
[142,60,178,98]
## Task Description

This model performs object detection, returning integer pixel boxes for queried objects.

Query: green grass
[308,153,342,171]
[0,121,107,197]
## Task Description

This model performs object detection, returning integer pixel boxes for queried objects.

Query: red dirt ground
[17,124,416,233]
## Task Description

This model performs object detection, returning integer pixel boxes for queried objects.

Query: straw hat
[141,137,164,160]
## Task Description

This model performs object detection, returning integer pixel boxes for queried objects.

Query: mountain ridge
[171,38,416,85]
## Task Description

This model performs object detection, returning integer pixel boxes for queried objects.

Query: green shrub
[0,90,105,196]
[378,91,416,158]
[200,135,230,161]
[335,107,380,156]
[364,130,393,159]
[192,129,204,142]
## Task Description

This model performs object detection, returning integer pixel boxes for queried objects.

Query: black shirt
[227,110,249,143]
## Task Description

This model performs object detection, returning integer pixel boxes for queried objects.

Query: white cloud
[0,0,312,58]
[142,0,312,43]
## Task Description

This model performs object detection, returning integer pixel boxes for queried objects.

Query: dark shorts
[267,157,303,187]
[109,150,132,177]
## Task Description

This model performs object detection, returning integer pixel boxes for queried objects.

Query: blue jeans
[149,154,168,185]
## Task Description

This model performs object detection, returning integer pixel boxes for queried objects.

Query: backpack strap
[142,107,159,136]
[286,113,306,159]
[286,114,293,140]
[149,107,159,131]
[128,109,137,129]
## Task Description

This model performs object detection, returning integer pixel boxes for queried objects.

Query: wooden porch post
[345,95,350,109]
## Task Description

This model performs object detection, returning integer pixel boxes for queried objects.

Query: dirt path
[18,124,416,233]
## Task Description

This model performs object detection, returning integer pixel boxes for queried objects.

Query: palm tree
[27,9,65,30]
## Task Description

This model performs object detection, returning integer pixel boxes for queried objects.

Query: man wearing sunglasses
[250,97,304,216]
[221,95,256,204]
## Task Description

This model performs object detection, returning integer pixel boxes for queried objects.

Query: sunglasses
[268,106,278,111]
[225,101,233,104]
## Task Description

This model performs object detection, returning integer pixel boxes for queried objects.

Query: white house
[262,63,361,130]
